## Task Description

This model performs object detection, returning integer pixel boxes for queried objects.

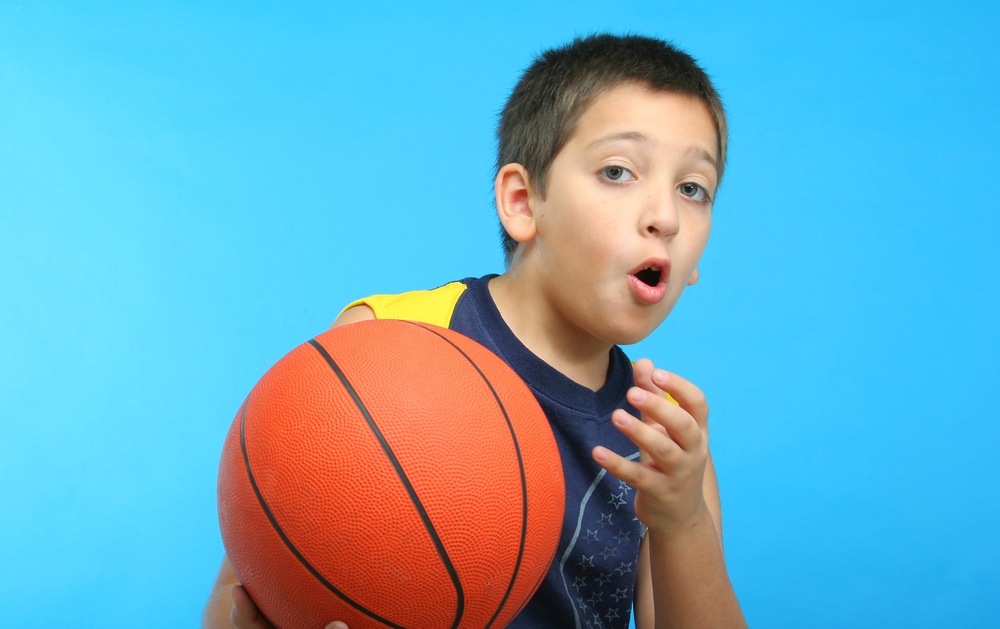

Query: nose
[642,186,680,239]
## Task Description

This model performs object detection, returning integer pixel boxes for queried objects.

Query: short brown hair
[496,34,728,265]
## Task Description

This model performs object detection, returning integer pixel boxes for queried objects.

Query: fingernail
[653,369,668,384]
[628,388,646,403]
[593,447,608,462]
[613,412,631,427]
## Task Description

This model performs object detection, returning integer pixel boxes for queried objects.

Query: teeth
[650,266,660,272]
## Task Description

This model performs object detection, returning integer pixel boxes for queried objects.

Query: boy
[205,34,746,629]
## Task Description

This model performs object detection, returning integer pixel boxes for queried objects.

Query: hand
[592,358,710,536]
[230,585,348,629]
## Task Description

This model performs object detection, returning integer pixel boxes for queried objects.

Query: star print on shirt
[607,492,626,510]
[563,456,643,629]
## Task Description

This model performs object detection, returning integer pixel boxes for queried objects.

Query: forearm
[646,511,745,629]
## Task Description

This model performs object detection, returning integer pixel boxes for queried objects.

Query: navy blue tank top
[448,276,643,629]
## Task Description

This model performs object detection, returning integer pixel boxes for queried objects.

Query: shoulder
[333,280,471,329]
[331,303,375,328]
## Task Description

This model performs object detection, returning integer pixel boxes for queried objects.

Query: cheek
[680,215,712,258]
[558,215,616,258]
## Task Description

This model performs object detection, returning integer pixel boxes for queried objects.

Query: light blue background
[2,1,998,627]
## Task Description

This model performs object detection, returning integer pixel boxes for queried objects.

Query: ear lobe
[687,268,700,286]
[495,163,537,244]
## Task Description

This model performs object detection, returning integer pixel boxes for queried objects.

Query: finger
[325,623,349,629]
[632,358,658,394]
[231,585,275,629]
[649,369,709,429]
[592,443,665,491]
[631,359,671,459]
[611,408,686,470]
[633,358,682,408]
[626,387,702,452]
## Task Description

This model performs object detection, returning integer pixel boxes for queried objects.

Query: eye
[600,165,635,183]
[678,182,710,202]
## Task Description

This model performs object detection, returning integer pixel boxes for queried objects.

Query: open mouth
[634,266,662,287]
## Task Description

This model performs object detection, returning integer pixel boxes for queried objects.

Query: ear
[495,163,537,244]
[687,268,700,286]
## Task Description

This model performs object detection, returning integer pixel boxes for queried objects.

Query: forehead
[566,83,719,163]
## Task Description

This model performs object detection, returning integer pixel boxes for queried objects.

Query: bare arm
[598,360,744,629]
[633,452,724,629]
[203,306,375,628]
[330,304,375,327]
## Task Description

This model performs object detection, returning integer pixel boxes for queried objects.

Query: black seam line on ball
[308,337,465,629]
[240,371,410,629]
[402,321,528,629]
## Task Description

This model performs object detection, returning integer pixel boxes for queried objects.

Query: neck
[488,270,613,392]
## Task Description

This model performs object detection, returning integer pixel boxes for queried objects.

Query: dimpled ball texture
[218,319,566,629]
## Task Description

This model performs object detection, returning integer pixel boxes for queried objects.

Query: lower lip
[629,275,667,304]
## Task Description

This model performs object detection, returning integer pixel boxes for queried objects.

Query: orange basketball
[218,319,565,629]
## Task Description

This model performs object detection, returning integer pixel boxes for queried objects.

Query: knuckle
[639,421,668,448]
[653,439,678,464]
[684,416,702,440]
[619,467,640,487]
[691,390,708,410]
[611,462,638,486]
[629,465,653,489]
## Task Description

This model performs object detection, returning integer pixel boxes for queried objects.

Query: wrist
[643,500,713,541]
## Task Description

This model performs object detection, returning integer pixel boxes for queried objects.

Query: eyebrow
[585,131,650,150]
[683,146,720,176]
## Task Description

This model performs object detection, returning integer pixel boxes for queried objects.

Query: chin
[601,311,668,346]
[601,322,658,347]
[613,332,653,346]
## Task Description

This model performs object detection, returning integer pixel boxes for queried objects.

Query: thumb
[230,585,275,629]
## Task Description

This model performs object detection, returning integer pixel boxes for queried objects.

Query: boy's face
[523,83,719,346]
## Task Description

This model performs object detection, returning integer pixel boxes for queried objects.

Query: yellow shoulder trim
[339,281,468,328]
